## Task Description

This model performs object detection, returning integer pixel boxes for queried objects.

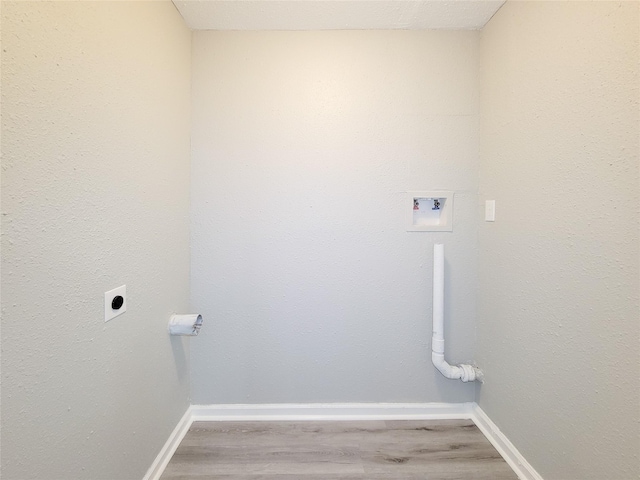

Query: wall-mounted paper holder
[168,314,203,336]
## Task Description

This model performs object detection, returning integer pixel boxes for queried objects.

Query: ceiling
[172,0,506,31]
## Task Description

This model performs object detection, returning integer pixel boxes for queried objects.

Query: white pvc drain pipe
[432,244,483,383]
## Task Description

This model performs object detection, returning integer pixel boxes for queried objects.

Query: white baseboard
[146,402,543,480]
[190,402,475,421]
[143,406,193,480]
[471,404,543,480]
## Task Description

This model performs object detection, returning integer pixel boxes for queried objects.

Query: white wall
[1,2,192,479]
[477,2,639,479]
[190,31,480,404]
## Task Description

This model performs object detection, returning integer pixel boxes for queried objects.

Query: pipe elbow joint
[432,352,482,383]
[431,352,461,380]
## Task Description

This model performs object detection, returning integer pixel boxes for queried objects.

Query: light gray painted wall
[1,2,192,479]
[477,2,639,479]
[190,31,480,404]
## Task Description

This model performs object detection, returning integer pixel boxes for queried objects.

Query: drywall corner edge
[143,406,193,480]
[471,404,544,480]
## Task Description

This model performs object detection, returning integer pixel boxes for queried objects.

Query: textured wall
[477,2,639,479]
[190,31,479,404]
[1,2,192,479]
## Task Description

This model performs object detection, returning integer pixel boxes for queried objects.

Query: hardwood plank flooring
[161,420,517,479]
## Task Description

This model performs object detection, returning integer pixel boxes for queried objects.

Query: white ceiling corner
[172,0,506,31]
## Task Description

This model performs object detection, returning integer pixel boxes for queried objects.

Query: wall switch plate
[104,285,126,322]
[485,200,496,222]
[407,191,453,232]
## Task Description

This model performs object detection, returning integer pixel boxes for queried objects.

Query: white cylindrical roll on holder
[168,314,203,336]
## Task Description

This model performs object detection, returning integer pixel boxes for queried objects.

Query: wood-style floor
[161,420,517,479]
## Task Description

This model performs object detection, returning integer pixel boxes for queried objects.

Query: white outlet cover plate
[104,285,127,322]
